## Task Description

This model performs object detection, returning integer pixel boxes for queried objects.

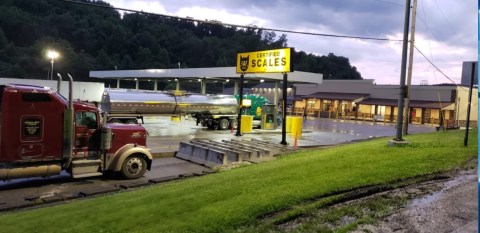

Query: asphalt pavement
[0,116,438,212]
[145,115,438,157]
[0,157,211,212]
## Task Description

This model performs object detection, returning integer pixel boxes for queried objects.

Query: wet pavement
[145,115,437,155]
[0,157,210,212]
[0,116,438,212]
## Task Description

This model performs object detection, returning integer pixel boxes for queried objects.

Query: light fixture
[242,99,252,108]
[226,79,230,83]
[260,79,265,83]
[46,50,59,80]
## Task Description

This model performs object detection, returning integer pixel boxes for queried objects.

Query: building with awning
[356,98,455,125]
[276,80,477,127]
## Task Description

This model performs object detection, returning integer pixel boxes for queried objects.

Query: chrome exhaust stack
[61,74,74,169]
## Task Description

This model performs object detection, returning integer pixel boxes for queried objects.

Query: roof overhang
[89,67,322,84]
[358,98,454,109]
[304,92,370,101]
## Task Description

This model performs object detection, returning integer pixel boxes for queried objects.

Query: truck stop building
[252,79,477,128]
[89,67,477,128]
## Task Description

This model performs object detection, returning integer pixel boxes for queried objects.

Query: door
[74,111,99,157]
[423,109,431,124]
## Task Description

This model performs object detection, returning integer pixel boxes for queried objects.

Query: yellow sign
[236,48,292,74]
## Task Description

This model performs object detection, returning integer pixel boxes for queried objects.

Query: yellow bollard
[291,116,303,137]
[171,115,181,122]
[286,116,293,133]
[241,115,253,133]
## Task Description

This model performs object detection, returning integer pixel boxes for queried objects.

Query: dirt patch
[354,168,478,233]
[254,159,478,233]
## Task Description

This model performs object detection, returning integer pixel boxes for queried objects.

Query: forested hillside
[0,0,362,84]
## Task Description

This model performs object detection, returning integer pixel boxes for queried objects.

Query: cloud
[175,6,267,26]
[112,0,167,15]
[106,0,477,85]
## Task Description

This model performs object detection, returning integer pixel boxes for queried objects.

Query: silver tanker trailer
[101,89,239,130]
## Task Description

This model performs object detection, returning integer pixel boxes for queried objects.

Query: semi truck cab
[0,83,152,180]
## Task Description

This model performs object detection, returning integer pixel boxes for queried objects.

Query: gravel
[354,168,478,233]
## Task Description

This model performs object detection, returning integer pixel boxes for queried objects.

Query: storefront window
[322,100,332,111]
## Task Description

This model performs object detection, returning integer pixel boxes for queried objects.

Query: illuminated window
[322,100,332,111]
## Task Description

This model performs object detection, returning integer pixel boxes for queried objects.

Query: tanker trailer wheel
[121,155,147,179]
[109,119,122,124]
[219,118,230,130]
[126,119,138,124]
[230,119,238,129]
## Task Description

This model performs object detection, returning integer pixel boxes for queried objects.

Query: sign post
[280,72,288,145]
[235,73,244,136]
[236,48,293,144]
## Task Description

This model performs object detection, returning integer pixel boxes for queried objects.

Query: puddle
[409,173,477,209]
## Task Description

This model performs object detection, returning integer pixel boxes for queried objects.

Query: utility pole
[464,62,475,146]
[393,0,411,142]
[403,0,417,135]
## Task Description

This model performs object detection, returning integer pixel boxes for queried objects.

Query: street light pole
[50,58,54,80]
[47,50,59,80]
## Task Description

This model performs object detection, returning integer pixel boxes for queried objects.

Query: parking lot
[144,115,438,156]
[0,116,437,211]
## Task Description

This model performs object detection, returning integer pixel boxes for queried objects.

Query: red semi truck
[0,77,153,180]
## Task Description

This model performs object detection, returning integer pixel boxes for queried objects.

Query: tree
[119,55,134,70]
[0,29,7,49]
[0,1,363,83]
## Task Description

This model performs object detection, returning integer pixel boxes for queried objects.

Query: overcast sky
[106,0,477,85]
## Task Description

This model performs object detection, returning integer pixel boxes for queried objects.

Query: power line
[370,0,405,7]
[57,0,403,42]
[59,0,464,88]
[414,45,467,90]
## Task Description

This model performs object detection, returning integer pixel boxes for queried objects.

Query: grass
[0,129,476,233]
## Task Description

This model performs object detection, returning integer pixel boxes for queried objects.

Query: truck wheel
[219,119,230,130]
[121,155,147,179]
[230,119,238,129]
[206,120,216,130]
[110,119,122,124]
[126,119,138,124]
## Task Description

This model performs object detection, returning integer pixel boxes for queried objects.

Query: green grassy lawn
[0,130,477,233]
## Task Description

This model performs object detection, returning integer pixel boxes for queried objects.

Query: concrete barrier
[176,138,298,167]
[191,140,242,163]
[201,140,258,160]
[229,139,285,156]
[250,138,297,153]
[176,142,225,168]
[223,139,271,157]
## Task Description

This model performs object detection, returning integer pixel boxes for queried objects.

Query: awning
[410,100,454,109]
[357,98,397,106]
[303,92,370,101]
[89,67,323,84]
[358,98,454,109]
